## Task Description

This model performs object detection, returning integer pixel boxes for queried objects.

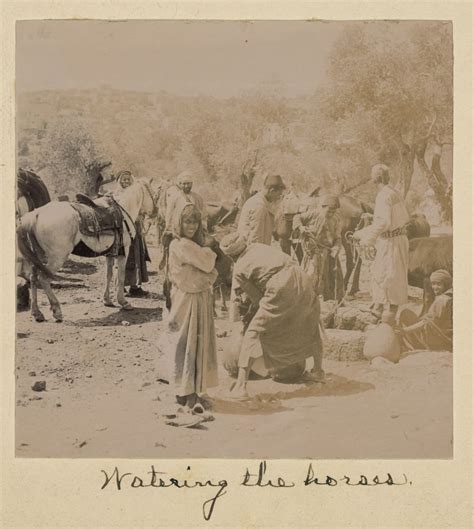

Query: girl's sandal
[191,403,215,422]
[165,407,205,428]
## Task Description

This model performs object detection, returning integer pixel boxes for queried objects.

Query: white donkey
[17,179,156,322]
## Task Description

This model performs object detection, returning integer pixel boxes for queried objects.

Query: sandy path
[15,243,453,459]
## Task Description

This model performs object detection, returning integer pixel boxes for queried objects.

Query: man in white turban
[353,164,410,323]
[163,170,207,232]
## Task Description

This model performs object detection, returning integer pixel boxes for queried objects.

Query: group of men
[158,163,452,351]
[157,164,415,319]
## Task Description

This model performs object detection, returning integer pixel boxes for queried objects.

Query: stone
[32,381,46,392]
[334,306,378,331]
[323,329,366,361]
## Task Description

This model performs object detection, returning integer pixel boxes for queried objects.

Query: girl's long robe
[166,238,218,396]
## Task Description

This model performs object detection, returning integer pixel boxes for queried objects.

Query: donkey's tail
[17,215,78,282]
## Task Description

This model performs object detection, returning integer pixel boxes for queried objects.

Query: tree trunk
[394,138,416,198]
[415,141,452,224]
[85,161,112,197]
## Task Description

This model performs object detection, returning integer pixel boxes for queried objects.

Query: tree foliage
[33,118,110,196]
[17,22,452,224]
[313,21,453,221]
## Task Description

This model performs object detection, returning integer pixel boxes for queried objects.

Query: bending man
[221,232,325,398]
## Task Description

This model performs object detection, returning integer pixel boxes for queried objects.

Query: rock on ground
[324,329,366,361]
[334,306,378,331]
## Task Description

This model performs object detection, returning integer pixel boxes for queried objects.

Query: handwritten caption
[100,461,412,521]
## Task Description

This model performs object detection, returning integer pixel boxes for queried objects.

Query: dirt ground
[15,237,453,459]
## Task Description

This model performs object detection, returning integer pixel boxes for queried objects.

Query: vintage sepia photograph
[15,19,453,459]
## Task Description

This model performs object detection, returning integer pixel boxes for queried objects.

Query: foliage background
[17,21,452,226]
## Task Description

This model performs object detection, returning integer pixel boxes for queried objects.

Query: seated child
[398,269,452,351]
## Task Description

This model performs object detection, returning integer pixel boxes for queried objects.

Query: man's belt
[380,226,407,238]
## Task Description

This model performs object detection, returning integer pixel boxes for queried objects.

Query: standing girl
[165,199,219,416]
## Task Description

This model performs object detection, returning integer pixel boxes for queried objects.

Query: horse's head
[139,178,158,218]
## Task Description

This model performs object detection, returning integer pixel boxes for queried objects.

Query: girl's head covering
[430,269,452,289]
[220,231,247,258]
[170,198,205,245]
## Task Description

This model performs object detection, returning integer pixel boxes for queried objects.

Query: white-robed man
[353,164,410,323]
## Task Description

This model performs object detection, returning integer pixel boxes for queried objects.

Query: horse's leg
[220,284,228,312]
[37,273,63,322]
[103,256,115,307]
[116,255,133,310]
[30,268,45,322]
[156,219,162,248]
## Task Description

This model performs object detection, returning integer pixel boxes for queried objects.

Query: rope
[324,251,363,321]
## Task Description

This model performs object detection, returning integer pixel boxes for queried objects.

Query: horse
[17,168,51,216]
[16,169,52,311]
[17,179,156,322]
[274,189,373,296]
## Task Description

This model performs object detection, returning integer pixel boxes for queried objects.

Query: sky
[16,20,344,97]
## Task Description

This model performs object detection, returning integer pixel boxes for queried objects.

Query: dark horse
[17,168,51,214]
[16,168,52,311]
[274,191,373,296]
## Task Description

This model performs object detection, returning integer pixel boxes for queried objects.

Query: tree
[36,118,111,196]
[316,21,453,222]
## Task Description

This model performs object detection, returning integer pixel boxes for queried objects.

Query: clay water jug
[363,322,401,363]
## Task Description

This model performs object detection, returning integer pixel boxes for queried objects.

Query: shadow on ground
[211,373,374,416]
[67,307,163,327]
[61,259,98,276]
